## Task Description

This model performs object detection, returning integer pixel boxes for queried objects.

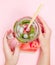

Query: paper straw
[26,4,43,30]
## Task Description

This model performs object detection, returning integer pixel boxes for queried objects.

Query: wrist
[5,62,14,65]
[5,62,10,65]
[40,45,50,56]
[40,47,50,57]
[41,42,50,53]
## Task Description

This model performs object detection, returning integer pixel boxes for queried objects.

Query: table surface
[0,0,55,65]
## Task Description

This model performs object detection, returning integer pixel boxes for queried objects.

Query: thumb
[3,32,12,58]
[14,44,20,58]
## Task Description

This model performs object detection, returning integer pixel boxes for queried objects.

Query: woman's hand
[37,15,51,52]
[3,32,20,65]
[37,15,51,65]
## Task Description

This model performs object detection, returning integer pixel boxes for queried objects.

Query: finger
[3,32,12,58]
[14,43,20,59]
[6,29,14,39]
[38,24,43,41]
[37,15,50,34]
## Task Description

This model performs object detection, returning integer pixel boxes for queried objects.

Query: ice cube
[23,34,28,39]
[17,25,20,31]
[19,27,24,34]
[30,33,34,37]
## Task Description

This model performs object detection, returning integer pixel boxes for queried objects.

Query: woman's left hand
[3,32,20,65]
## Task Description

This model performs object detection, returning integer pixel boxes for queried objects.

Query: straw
[26,4,43,31]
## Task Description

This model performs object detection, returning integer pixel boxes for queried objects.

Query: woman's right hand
[37,15,51,52]
[37,15,51,65]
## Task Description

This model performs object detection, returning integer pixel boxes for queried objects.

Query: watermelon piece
[6,30,19,51]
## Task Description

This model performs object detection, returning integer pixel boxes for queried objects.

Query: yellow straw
[26,4,43,30]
